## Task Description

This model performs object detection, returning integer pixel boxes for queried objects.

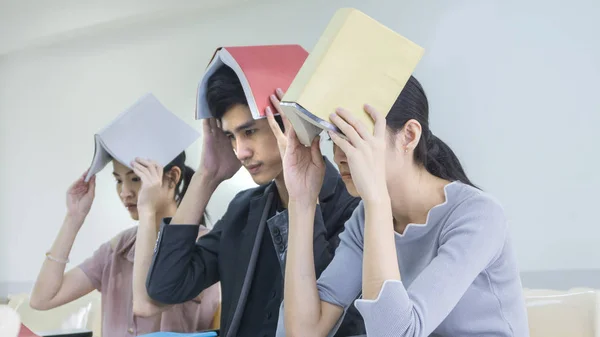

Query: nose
[234,138,253,162]
[333,143,347,167]
[120,180,135,200]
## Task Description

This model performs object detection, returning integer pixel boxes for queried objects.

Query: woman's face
[112,160,142,220]
[332,143,358,197]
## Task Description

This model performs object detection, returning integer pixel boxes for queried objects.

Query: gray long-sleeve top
[278,181,529,337]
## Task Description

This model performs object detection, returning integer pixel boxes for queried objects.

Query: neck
[388,165,450,234]
[274,172,289,209]
[153,202,178,233]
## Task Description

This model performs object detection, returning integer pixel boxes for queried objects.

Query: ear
[164,167,182,190]
[395,119,422,152]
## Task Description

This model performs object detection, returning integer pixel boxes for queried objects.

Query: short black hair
[206,65,284,130]
[206,66,247,120]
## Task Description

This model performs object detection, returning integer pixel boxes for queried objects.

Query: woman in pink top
[30,152,220,337]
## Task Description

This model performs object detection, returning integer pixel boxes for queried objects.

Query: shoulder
[79,226,136,279]
[109,226,138,252]
[217,184,269,222]
[229,184,269,205]
[439,182,508,239]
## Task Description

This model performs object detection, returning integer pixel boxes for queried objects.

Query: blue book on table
[137,332,217,337]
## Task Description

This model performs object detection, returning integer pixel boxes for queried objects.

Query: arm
[361,197,400,300]
[284,200,341,337]
[131,157,222,309]
[267,203,329,278]
[146,218,222,304]
[354,197,508,337]
[283,200,364,337]
[133,211,212,317]
[132,211,170,317]
[172,117,241,225]
[171,173,217,225]
[30,215,96,310]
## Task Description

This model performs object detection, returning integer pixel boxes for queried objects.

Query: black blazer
[146,158,365,336]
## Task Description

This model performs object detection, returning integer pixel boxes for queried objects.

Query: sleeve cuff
[78,264,102,291]
[354,279,412,335]
[154,218,200,255]
[159,218,199,242]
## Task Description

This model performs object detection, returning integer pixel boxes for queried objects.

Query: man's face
[221,104,282,185]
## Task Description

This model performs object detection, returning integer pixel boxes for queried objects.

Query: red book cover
[195,44,308,120]
[19,324,41,337]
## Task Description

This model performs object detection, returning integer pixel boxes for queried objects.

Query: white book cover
[84,93,200,182]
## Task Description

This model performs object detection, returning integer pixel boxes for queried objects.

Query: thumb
[286,125,300,147]
[89,176,96,193]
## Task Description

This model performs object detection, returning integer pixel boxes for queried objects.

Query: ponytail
[423,131,477,188]
[386,75,478,189]
[178,165,195,203]
[164,152,211,226]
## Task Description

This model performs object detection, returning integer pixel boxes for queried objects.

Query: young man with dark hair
[145,66,365,337]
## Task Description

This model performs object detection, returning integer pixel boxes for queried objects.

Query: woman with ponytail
[273,76,528,337]
[30,152,219,337]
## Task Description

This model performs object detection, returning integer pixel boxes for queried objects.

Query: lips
[125,203,137,211]
[245,164,262,175]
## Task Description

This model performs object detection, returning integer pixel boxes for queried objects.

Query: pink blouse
[79,226,220,337]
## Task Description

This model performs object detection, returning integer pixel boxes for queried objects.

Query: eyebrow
[223,120,256,135]
[112,170,135,177]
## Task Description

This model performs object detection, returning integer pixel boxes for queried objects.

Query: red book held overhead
[195,44,309,120]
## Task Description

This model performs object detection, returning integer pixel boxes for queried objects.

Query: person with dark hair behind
[30,152,220,337]
[145,65,366,337]
[276,76,529,336]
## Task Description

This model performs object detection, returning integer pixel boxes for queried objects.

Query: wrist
[364,195,391,210]
[137,206,157,219]
[64,213,86,228]
[289,197,318,210]
[193,171,222,191]
[362,183,390,205]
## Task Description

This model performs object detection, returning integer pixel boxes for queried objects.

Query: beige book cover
[280,8,425,146]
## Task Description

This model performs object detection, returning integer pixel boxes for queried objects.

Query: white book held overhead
[84,93,200,182]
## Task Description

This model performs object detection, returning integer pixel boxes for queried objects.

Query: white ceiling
[0,0,250,55]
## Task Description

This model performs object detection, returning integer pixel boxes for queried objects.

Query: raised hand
[198,118,241,184]
[266,88,325,203]
[131,158,169,214]
[328,104,388,202]
[66,171,96,222]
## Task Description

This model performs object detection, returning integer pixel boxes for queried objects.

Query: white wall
[1,0,599,291]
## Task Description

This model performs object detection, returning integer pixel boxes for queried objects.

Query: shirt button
[128,328,134,334]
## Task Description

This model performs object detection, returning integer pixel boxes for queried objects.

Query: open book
[280,8,425,146]
[195,44,308,120]
[84,93,200,182]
